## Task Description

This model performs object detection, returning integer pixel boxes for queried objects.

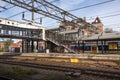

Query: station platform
[0,52,120,61]
[20,53,120,61]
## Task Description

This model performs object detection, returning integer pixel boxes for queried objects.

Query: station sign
[108,43,118,50]
[70,58,79,63]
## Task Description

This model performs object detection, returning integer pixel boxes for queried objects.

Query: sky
[0,0,120,31]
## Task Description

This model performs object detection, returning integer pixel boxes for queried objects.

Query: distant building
[46,17,104,53]
[9,41,22,53]
[59,16,103,35]
[0,41,5,51]
[91,17,103,34]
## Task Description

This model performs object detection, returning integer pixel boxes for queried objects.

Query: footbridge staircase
[46,32,79,54]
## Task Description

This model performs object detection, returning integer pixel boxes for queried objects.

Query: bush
[0,49,5,52]
[0,66,38,76]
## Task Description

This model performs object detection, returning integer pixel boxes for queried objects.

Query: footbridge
[0,18,79,54]
[0,17,46,53]
[0,18,45,40]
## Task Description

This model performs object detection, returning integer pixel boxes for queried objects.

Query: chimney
[83,17,86,22]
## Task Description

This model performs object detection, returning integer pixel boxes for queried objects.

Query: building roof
[46,26,59,30]
[80,32,120,41]
[10,41,22,48]
[92,17,102,24]
[10,43,19,48]
[0,41,4,43]
[60,30,78,34]
[17,41,22,44]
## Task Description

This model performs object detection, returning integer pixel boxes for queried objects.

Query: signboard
[70,58,79,63]
[109,43,118,50]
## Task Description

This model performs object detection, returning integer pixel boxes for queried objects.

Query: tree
[4,39,14,52]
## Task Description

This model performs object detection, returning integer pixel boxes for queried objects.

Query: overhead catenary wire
[50,0,60,3]
[5,0,59,19]
[86,13,120,21]
[0,5,7,9]
[3,0,115,19]
[0,0,29,12]
[68,0,115,12]
[0,5,15,12]
[35,0,116,20]
[2,0,118,25]
[85,10,120,19]
[104,23,120,26]
[100,13,120,18]
[95,10,120,17]
[7,10,28,19]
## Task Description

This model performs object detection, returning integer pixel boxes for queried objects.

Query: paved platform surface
[0,52,120,60]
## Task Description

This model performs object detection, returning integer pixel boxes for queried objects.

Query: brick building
[59,16,103,35]
[9,41,22,53]
[0,41,5,51]
[91,17,103,34]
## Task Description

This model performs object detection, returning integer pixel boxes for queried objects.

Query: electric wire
[0,0,29,12]
[3,0,116,19]
[68,0,115,12]
[0,5,15,12]
[7,10,28,19]
[86,13,120,21]
[101,13,120,18]
[35,0,116,20]
[5,0,59,19]
[2,0,119,25]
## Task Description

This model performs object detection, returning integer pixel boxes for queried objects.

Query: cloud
[59,0,85,10]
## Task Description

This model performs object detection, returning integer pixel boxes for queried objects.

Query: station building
[45,17,104,53]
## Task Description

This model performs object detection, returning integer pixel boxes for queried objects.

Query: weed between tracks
[0,64,66,80]
[0,65,38,80]
[0,63,119,80]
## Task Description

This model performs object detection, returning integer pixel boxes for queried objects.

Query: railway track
[0,76,14,80]
[0,55,119,63]
[0,55,120,69]
[0,60,120,79]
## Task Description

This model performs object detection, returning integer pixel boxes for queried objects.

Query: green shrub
[0,49,5,52]
[0,66,38,76]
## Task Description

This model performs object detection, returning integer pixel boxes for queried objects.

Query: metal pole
[31,40,34,52]
[101,40,103,54]
[26,40,28,53]
[22,40,24,53]
[82,40,84,53]
[32,0,34,23]
[96,40,98,53]
[37,41,38,53]
[104,41,106,53]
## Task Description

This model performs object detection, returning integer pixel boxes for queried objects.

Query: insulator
[40,17,42,24]
[22,12,25,19]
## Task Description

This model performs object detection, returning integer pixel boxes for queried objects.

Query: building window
[8,22,10,24]
[12,23,14,25]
